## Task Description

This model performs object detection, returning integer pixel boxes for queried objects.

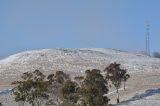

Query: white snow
[0,48,159,76]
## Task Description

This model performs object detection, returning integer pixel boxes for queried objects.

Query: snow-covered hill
[0,48,160,79]
[0,48,160,106]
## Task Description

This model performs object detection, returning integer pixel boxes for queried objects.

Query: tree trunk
[124,81,126,91]
[116,88,119,103]
[37,99,41,106]
[37,101,40,106]
[32,103,34,106]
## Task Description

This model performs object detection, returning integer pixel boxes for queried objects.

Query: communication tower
[146,22,150,56]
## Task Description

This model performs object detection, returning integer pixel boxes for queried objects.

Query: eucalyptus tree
[60,80,80,106]
[46,71,71,106]
[12,70,49,106]
[104,62,130,103]
[80,69,110,106]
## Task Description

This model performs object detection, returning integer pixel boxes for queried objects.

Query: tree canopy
[12,70,49,106]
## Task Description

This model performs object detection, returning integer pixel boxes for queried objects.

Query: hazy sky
[0,0,160,58]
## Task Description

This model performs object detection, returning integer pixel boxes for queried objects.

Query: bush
[153,52,160,58]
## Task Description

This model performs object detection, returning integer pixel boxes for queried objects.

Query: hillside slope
[0,48,160,84]
[0,48,160,77]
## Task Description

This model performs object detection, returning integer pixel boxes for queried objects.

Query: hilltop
[0,48,160,78]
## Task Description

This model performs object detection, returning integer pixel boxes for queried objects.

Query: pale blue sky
[0,0,160,58]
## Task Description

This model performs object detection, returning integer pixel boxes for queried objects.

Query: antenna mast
[146,22,150,56]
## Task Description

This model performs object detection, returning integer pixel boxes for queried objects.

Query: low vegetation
[153,52,160,58]
[11,63,130,106]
